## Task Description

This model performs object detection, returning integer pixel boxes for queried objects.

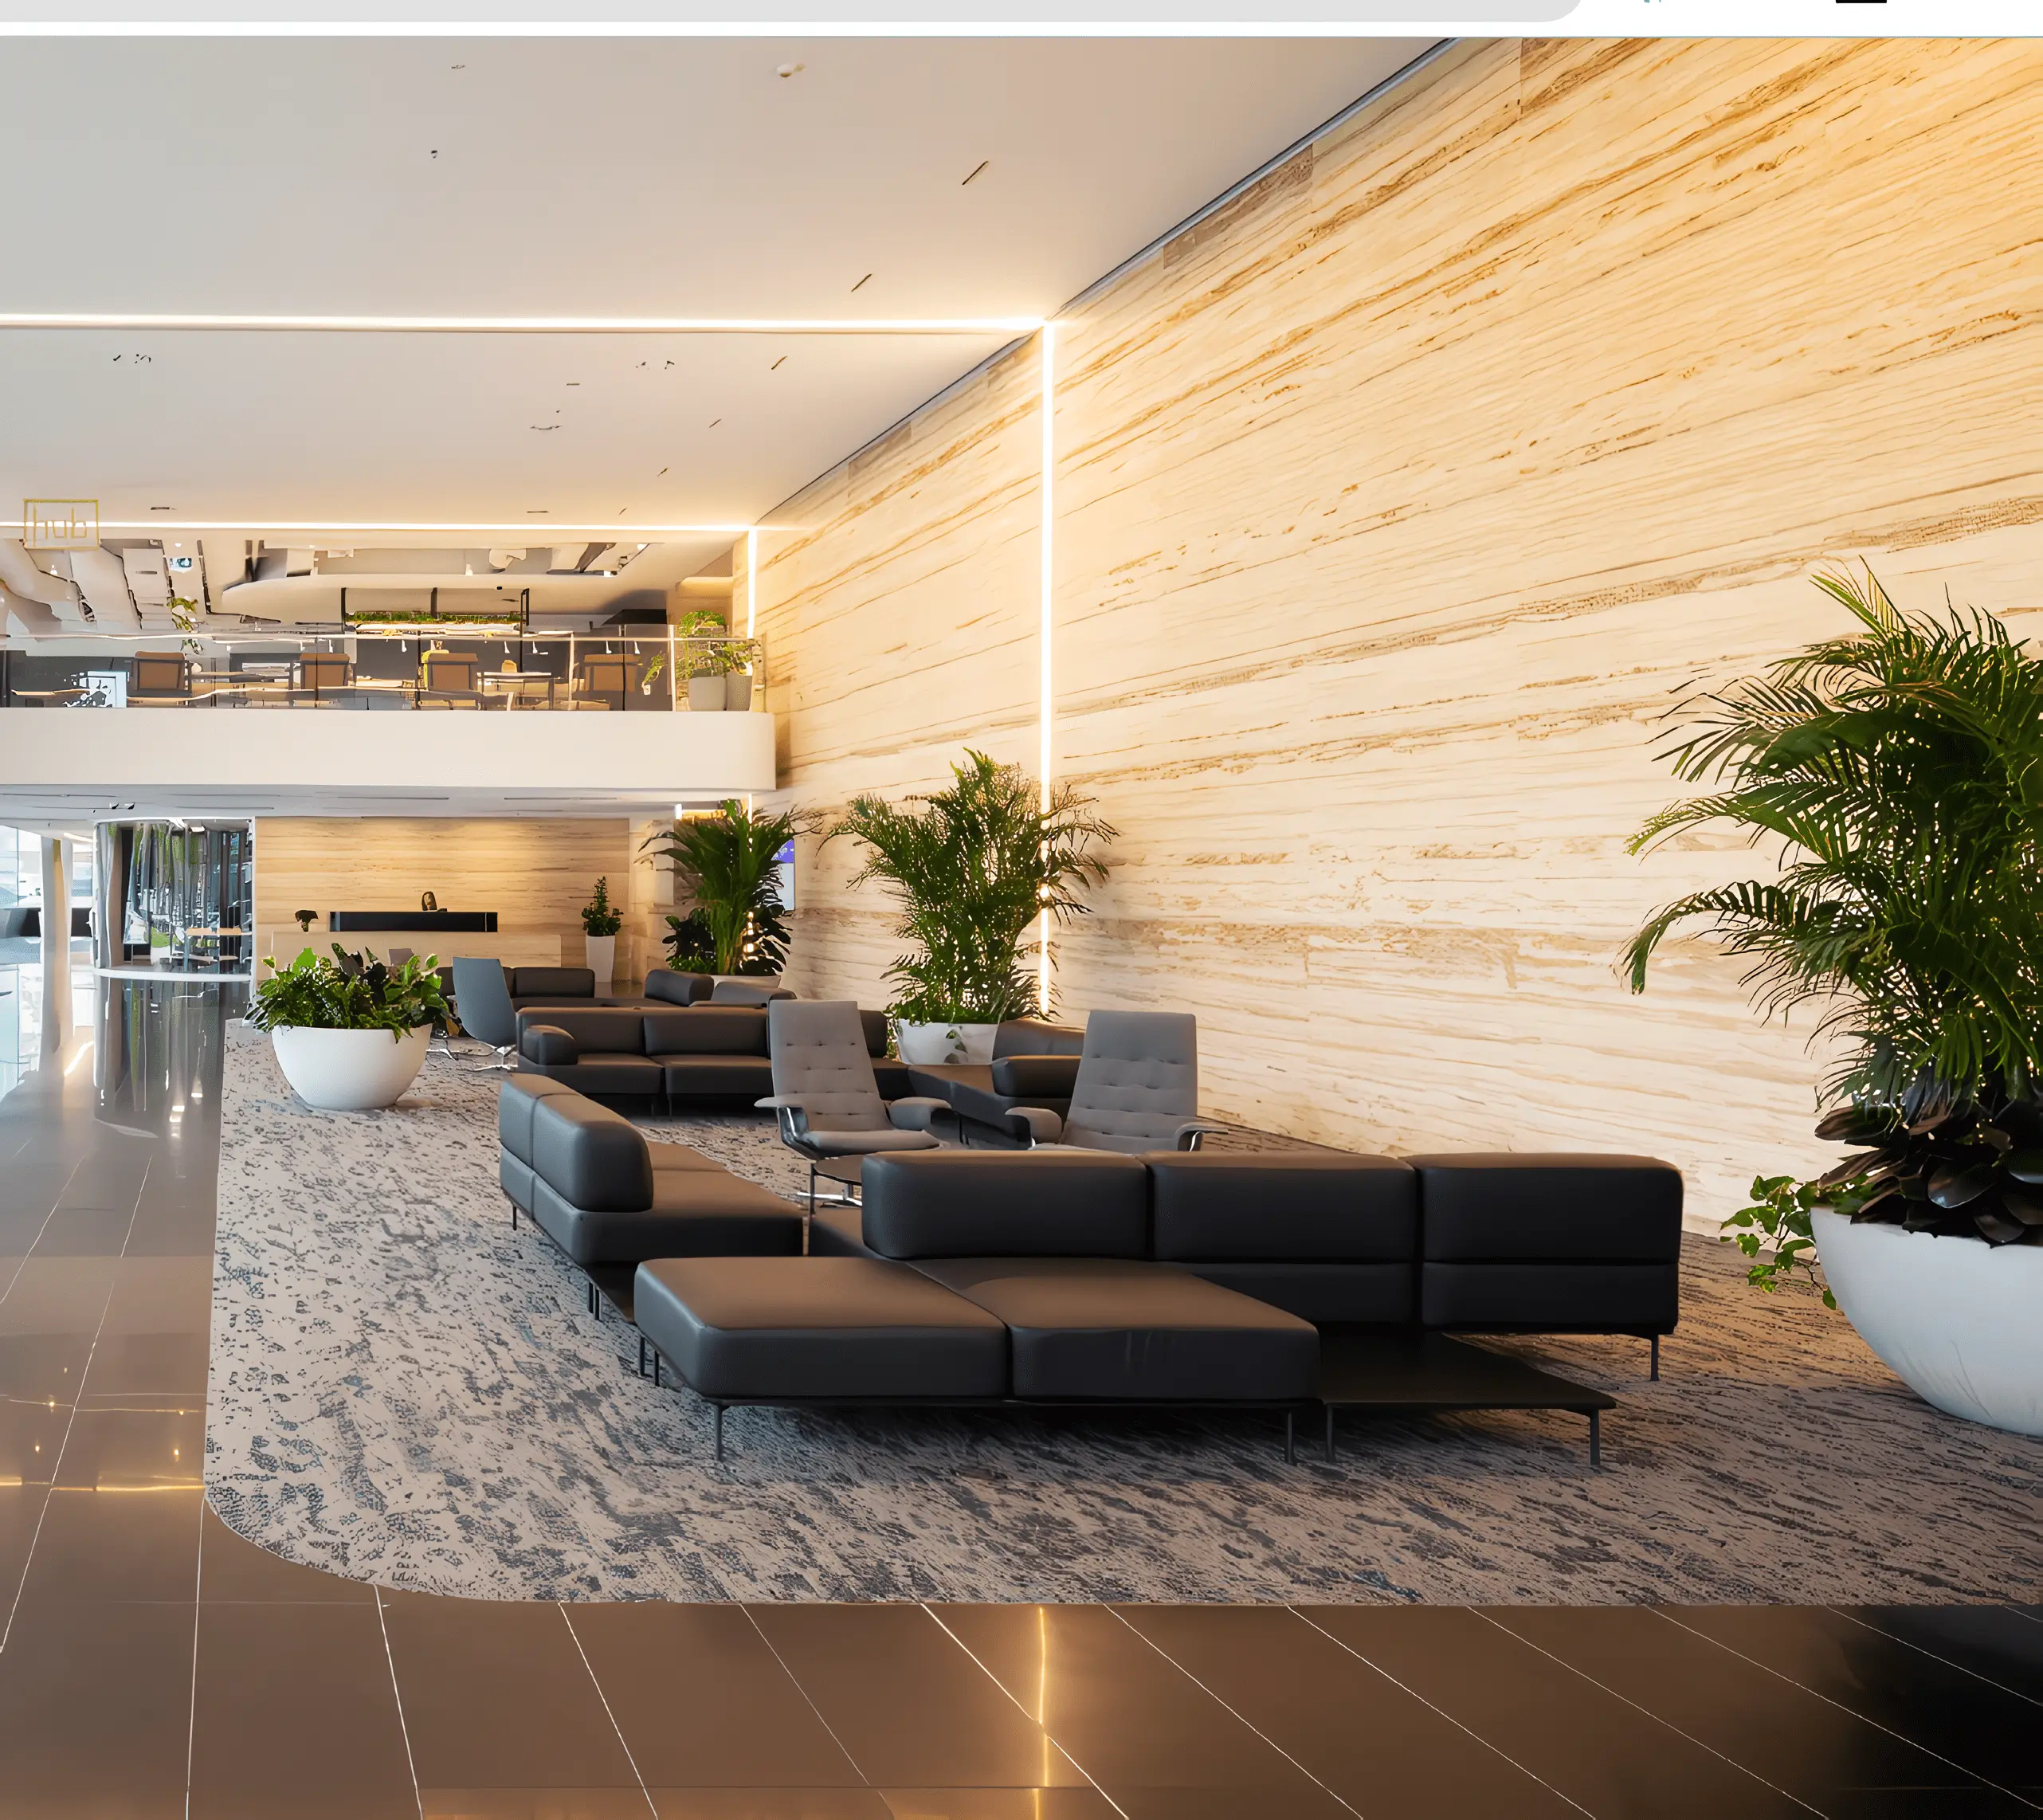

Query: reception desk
[257,924,560,969]
[328,910,499,934]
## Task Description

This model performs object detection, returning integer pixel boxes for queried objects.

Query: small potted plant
[722,640,755,712]
[245,946,449,1112]
[678,610,728,712]
[582,876,622,985]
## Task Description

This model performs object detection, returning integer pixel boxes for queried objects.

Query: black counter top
[327,911,498,933]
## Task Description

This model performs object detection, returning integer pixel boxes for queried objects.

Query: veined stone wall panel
[760,37,2043,1223]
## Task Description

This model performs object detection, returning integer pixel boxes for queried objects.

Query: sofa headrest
[1145,1151,1418,1262]
[993,1017,1087,1059]
[529,1093,653,1212]
[512,966,596,999]
[645,970,713,1006]
[990,1054,1081,1099]
[644,1005,768,1056]
[860,1151,1151,1260]
[710,979,795,1006]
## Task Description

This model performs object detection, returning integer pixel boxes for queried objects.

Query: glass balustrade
[0,631,764,712]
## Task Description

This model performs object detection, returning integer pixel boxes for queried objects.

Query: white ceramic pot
[893,1020,1000,1065]
[688,676,724,712]
[270,1025,429,1112]
[1814,1208,2043,1436]
[584,932,616,986]
[725,670,753,712]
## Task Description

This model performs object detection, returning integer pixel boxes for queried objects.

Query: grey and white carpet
[207,1024,2043,1605]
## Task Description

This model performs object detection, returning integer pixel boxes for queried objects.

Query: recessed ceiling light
[776,61,804,78]
[963,160,990,186]
[527,509,549,515]
[851,274,872,293]
[771,356,786,371]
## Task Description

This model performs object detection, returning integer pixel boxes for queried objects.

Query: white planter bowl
[894,1020,1000,1065]
[1814,1208,2043,1436]
[270,1025,430,1112]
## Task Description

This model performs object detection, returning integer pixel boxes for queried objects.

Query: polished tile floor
[0,976,2038,1818]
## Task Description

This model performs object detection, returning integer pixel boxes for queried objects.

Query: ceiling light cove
[0,312,1042,336]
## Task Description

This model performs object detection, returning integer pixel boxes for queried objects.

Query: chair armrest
[990,1054,1080,1098]
[1005,1106,1065,1146]
[1174,1119,1228,1151]
[755,1096,813,1143]
[887,1096,952,1133]
[520,1025,578,1065]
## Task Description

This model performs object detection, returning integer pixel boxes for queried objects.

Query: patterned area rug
[207,1024,2043,1604]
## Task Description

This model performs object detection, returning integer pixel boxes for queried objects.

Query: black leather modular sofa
[514,1005,910,1109]
[498,1075,802,1314]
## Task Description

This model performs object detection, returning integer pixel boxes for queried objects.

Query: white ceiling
[0,35,1428,529]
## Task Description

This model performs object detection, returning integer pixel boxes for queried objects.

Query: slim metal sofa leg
[1323,1405,1335,1463]
[1589,1410,1602,1469]
[652,1351,661,1387]
[1284,1410,1296,1466]
[1649,1335,1661,1382]
[713,1402,725,1461]
[637,1334,647,1378]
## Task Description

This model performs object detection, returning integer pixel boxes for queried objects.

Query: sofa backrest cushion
[1406,1154,1684,1262]
[860,1151,1151,1259]
[709,979,795,1006]
[859,1008,891,1058]
[512,967,596,1000]
[529,1092,653,1211]
[644,1006,768,1057]
[514,1006,646,1054]
[993,1017,1087,1060]
[1146,1152,1418,1262]
[990,1054,1082,1100]
[496,1073,580,1163]
[645,970,713,1006]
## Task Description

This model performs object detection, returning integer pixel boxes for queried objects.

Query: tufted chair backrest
[767,1000,887,1132]
[1063,1011,1199,1152]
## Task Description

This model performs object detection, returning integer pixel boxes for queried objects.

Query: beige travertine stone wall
[759,37,2043,1222]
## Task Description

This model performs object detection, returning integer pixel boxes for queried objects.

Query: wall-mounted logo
[22,499,99,550]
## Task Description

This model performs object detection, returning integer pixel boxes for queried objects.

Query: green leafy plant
[1627,566,2043,1254]
[827,750,1116,1022]
[1724,1174,1853,1305]
[644,801,804,976]
[245,946,449,1040]
[581,877,622,938]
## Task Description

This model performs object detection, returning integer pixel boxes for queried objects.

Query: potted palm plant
[828,750,1115,1062]
[1626,567,2043,1435]
[643,801,803,978]
[581,877,622,986]
[245,946,450,1111]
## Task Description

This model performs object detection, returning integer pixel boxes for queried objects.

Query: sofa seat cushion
[648,1141,723,1173]
[523,1053,665,1096]
[1407,1154,1683,1262]
[1146,1152,1418,1262]
[802,1127,943,1157]
[532,1171,801,1266]
[634,1257,1010,1400]
[661,1056,776,1099]
[1421,1261,1678,1333]
[912,1257,1318,1402]
[1179,1261,1415,1326]
[809,1204,878,1259]
[861,1151,1151,1260]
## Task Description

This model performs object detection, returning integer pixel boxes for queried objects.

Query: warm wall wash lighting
[0,312,1044,337]
[1037,322,1056,1011]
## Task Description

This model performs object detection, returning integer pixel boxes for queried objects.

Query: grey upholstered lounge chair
[758,999,950,1230]
[1005,1010,1221,1153]
[449,957,519,1071]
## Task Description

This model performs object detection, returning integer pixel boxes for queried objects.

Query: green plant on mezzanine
[826,749,1116,1024]
[1625,566,2043,1290]
[581,877,622,938]
[245,946,449,1040]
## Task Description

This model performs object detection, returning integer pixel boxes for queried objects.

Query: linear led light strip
[0,312,1043,336]
[1038,324,1056,1010]
[0,520,751,535]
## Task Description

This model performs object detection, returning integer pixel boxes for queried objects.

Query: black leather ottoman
[633,1256,1010,1412]
[1408,1153,1683,1371]
[912,1257,1319,1402]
